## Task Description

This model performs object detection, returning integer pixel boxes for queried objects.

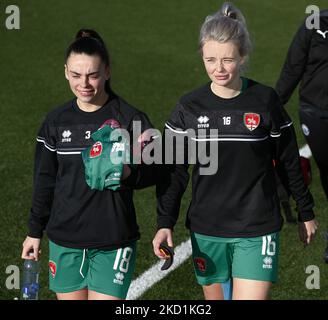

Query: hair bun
[220,2,246,25]
[226,11,237,19]
[75,28,104,44]
[222,2,237,19]
[80,30,93,38]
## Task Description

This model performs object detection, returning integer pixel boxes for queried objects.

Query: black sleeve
[269,91,314,222]
[122,112,160,189]
[156,103,190,230]
[275,20,312,105]
[28,118,58,238]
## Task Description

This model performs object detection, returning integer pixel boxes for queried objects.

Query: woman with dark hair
[276,10,328,263]
[21,29,155,300]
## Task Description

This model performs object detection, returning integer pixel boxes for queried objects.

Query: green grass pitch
[0,0,327,300]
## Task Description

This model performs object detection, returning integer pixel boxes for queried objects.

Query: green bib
[82,125,129,191]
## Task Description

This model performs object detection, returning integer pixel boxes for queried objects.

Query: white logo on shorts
[113,272,125,285]
[263,256,273,269]
[302,124,310,136]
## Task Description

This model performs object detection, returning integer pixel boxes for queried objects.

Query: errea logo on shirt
[61,130,72,143]
[197,116,209,128]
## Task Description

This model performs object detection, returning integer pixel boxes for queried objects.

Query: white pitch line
[128,144,311,300]
[127,239,192,300]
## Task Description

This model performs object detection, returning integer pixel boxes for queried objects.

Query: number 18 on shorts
[49,241,137,299]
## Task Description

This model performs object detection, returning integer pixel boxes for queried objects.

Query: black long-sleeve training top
[28,92,156,249]
[157,79,314,237]
[276,10,328,109]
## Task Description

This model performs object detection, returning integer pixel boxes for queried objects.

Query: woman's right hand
[21,236,41,261]
[298,219,319,246]
[152,228,173,259]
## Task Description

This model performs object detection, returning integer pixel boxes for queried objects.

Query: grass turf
[0,0,327,300]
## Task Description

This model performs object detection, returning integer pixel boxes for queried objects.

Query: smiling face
[65,53,109,107]
[202,40,245,90]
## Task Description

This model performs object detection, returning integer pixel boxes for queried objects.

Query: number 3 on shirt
[113,247,133,273]
[261,235,276,256]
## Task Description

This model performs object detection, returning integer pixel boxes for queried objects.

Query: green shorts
[191,232,279,285]
[48,240,137,299]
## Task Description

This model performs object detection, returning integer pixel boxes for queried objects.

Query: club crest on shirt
[194,257,206,273]
[90,141,103,158]
[244,113,260,131]
[49,261,57,278]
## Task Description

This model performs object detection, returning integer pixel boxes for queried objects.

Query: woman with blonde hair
[153,2,318,300]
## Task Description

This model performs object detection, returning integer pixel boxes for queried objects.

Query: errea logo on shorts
[262,256,273,269]
[114,272,125,285]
